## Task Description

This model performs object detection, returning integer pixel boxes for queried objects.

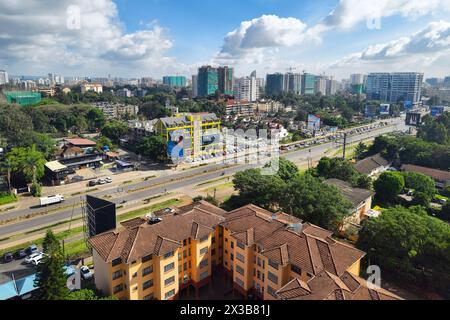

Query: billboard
[404,101,413,110]
[167,129,187,162]
[307,114,321,131]
[379,104,390,115]
[86,195,116,238]
[406,112,423,127]
[431,106,445,117]
[365,105,377,117]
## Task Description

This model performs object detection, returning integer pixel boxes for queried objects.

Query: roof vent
[289,223,303,234]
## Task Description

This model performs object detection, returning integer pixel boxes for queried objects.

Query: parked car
[25,252,42,264]
[26,244,39,255]
[3,252,13,263]
[88,180,98,187]
[105,177,112,184]
[15,249,27,260]
[97,179,107,185]
[80,266,93,280]
[31,254,45,266]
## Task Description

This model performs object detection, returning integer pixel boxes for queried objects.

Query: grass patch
[196,177,229,187]
[71,188,98,196]
[64,238,89,258]
[143,175,157,181]
[117,199,181,222]
[0,193,17,206]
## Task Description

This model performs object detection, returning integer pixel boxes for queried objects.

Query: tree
[139,101,169,120]
[42,230,60,254]
[87,107,106,131]
[101,121,128,144]
[281,174,353,231]
[402,172,436,198]
[410,192,431,207]
[136,136,168,162]
[316,157,359,183]
[6,145,46,186]
[272,157,299,182]
[354,142,367,160]
[97,136,114,152]
[35,231,69,300]
[233,169,285,210]
[357,206,450,297]
[374,171,405,201]
[355,174,372,190]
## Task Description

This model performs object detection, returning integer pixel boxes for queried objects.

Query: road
[0,118,407,238]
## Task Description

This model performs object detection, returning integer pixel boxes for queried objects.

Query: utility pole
[342,133,347,160]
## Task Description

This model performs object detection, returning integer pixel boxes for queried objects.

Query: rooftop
[354,154,390,175]
[64,138,97,147]
[401,164,450,181]
[324,179,375,207]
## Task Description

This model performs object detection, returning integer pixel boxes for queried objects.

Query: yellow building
[89,202,401,301]
[155,113,221,159]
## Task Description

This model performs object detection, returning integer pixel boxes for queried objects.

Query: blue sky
[1,0,450,79]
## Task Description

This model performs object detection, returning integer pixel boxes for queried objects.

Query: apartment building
[89,202,401,300]
[81,83,103,94]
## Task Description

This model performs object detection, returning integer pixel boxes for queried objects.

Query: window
[211,249,216,256]
[142,255,152,263]
[267,286,277,298]
[268,271,278,284]
[236,252,245,263]
[225,238,228,242]
[144,294,154,300]
[112,270,123,280]
[231,242,234,249]
[262,260,265,269]
[200,271,209,281]
[143,266,153,277]
[165,276,175,287]
[253,269,256,277]
[235,277,244,287]
[183,250,187,259]
[113,284,123,294]
[257,270,261,280]
[112,258,122,267]
[230,253,234,261]
[143,280,153,290]
[212,237,216,244]
[165,290,175,299]
[236,265,245,276]
[262,273,265,282]
[183,239,187,246]
[268,259,279,270]
[200,247,208,255]
[199,235,209,243]
[131,260,137,264]
[257,258,261,267]
[164,251,174,259]
[225,249,228,254]
[200,259,209,268]
[188,249,191,256]
[291,264,301,275]
[164,262,175,273]
[183,262,187,271]
[132,272,137,278]
[237,241,245,250]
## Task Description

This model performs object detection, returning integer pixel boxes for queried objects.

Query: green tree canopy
[136,135,168,162]
[402,171,436,198]
[373,171,405,201]
[101,121,129,144]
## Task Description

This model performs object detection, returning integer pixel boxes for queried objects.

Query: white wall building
[0,70,8,85]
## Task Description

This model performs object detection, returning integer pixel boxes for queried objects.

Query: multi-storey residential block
[81,83,103,94]
[89,202,401,301]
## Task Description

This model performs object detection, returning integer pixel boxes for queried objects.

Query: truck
[39,194,65,207]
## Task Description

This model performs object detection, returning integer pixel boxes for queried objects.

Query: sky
[1,0,450,80]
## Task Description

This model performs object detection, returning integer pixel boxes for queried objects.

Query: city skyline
[1,0,450,80]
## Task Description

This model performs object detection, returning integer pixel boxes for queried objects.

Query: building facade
[302,73,316,95]
[89,203,401,301]
[0,70,8,85]
[266,73,284,96]
[197,66,219,97]
[366,72,423,104]
[81,83,103,94]
[217,67,234,96]
[163,76,187,88]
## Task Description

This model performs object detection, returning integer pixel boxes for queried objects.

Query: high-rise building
[366,72,423,104]
[163,76,187,88]
[284,73,302,94]
[326,79,338,95]
[301,73,316,95]
[235,71,260,102]
[314,76,327,95]
[217,66,234,95]
[266,73,284,96]
[0,70,8,85]
[425,78,440,86]
[197,66,219,97]
[350,74,366,94]
[444,76,450,88]
[191,75,198,98]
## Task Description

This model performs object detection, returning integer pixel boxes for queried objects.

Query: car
[97,179,107,185]
[88,180,98,187]
[80,266,93,280]
[25,252,43,264]
[26,244,38,255]
[105,177,112,183]
[438,198,447,205]
[15,249,27,260]
[3,252,13,263]
[31,254,45,266]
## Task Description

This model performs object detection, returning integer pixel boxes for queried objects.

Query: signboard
[379,104,390,115]
[404,101,413,111]
[406,112,422,127]
[167,130,187,161]
[431,106,445,117]
[307,114,321,131]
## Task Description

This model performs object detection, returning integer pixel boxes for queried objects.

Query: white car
[80,266,93,280]
[25,252,42,264]
[105,177,113,183]
[31,253,45,266]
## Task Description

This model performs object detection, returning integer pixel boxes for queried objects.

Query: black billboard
[405,112,423,127]
[86,195,116,238]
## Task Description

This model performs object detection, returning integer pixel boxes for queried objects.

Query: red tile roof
[65,138,97,147]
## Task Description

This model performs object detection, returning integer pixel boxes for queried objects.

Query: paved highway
[0,118,407,238]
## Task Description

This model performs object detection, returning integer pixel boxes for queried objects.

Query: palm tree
[23,145,45,185]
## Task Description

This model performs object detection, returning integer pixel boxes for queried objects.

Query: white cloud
[319,0,450,32]
[214,15,309,64]
[329,21,450,77]
[0,0,186,77]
